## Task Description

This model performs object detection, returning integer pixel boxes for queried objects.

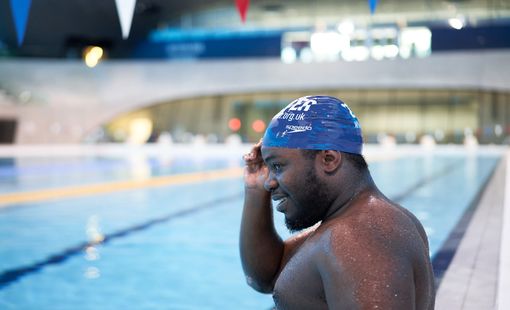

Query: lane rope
[0,167,244,207]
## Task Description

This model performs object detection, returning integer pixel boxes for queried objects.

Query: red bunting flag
[235,0,250,23]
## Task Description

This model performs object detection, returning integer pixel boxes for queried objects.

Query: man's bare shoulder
[317,195,426,260]
[309,196,425,309]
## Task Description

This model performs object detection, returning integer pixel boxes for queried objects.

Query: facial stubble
[284,165,332,232]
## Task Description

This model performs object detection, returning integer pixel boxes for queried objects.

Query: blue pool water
[0,149,502,309]
[0,155,234,194]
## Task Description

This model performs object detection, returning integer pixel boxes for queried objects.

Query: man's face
[261,146,332,232]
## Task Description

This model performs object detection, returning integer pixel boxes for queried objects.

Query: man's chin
[284,216,318,233]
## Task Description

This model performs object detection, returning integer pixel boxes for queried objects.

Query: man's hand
[243,141,268,191]
[240,142,282,294]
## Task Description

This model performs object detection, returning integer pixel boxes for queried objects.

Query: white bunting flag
[115,0,137,39]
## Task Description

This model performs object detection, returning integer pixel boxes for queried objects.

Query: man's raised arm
[239,143,284,293]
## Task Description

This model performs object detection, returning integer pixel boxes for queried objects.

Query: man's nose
[264,173,278,192]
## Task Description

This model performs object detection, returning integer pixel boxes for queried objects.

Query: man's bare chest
[273,245,327,309]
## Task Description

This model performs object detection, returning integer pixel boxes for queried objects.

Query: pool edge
[435,150,508,309]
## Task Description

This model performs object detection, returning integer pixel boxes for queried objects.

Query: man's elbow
[245,276,274,294]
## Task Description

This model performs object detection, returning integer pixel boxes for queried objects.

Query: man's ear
[318,150,342,174]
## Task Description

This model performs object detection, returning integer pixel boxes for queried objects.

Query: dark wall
[0,119,17,144]
[133,34,282,59]
[431,24,510,52]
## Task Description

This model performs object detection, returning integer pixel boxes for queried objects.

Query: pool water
[0,149,501,309]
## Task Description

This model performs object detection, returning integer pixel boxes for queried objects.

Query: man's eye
[272,163,282,172]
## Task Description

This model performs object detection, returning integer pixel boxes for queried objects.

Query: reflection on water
[84,215,103,280]
[84,266,100,279]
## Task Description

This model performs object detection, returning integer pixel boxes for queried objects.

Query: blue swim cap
[262,96,363,154]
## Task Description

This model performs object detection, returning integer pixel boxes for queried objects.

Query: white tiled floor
[436,153,507,310]
[497,152,510,310]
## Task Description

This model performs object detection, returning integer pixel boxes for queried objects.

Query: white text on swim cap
[272,97,317,120]
[288,97,317,112]
[340,103,361,128]
[279,112,305,122]
[341,103,356,119]
[284,124,313,134]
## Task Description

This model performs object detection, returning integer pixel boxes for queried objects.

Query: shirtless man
[240,96,435,309]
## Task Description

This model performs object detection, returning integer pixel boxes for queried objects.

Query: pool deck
[436,150,509,310]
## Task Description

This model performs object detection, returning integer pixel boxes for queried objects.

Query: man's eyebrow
[263,155,276,163]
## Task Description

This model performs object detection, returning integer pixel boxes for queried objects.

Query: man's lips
[271,195,288,212]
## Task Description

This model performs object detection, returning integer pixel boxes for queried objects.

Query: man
[240,96,435,309]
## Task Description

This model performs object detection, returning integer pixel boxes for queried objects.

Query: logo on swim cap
[262,96,363,154]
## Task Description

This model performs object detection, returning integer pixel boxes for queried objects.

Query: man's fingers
[245,162,258,174]
[245,159,264,173]
[244,142,264,163]
[243,141,266,179]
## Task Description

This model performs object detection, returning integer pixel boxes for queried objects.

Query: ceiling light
[448,17,464,30]
[281,47,297,64]
[337,21,354,34]
[83,46,104,68]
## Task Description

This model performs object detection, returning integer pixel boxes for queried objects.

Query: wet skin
[240,143,435,309]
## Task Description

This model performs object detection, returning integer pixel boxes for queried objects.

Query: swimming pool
[0,146,502,309]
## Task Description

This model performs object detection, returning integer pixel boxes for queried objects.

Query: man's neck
[323,172,377,222]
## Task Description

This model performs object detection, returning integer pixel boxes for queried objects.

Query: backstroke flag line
[369,0,378,15]
[115,0,137,39]
[235,0,250,23]
[10,0,32,45]
[9,0,376,43]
